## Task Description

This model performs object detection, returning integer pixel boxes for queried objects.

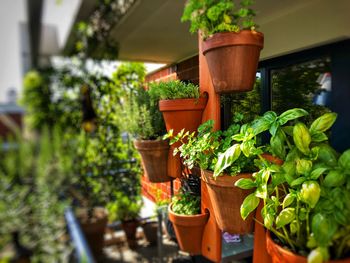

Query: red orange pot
[202,30,264,94]
[201,170,254,234]
[168,203,209,255]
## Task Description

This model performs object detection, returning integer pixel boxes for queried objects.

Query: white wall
[0,0,26,103]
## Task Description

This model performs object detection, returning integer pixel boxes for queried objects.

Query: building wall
[142,55,199,203]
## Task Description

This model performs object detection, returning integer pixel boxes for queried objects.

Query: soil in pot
[77,207,108,258]
[168,204,209,255]
[134,139,172,183]
[201,170,254,234]
[141,221,158,246]
[201,30,264,94]
[121,219,139,249]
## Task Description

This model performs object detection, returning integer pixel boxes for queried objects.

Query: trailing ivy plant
[235,111,350,262]
[182,0,257,39]
[148,80,200,100]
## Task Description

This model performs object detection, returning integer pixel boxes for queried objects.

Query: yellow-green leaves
[310,112,337,134]
[300,181,321,208]
[293,122,311,155]
[276,208,295,228]
[296,159,313,175]
[240,192,259,220]
[234,178,256,189]
[338,149,350,170]
[323,170,345,187]
[214,144,241,178]
[278,108,308,126]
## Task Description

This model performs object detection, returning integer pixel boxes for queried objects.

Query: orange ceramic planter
[134,139,172,183]
[168,204,209,255]
[159,97,207,178]
[201,170,254,234]
[202,30,264,94]
[266,231,350,263]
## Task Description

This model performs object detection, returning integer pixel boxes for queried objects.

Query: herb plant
[171,191,200,216]
[182,0,257,39]
[107,191,142,222]
[148,80,200,100]
[235,111,350,262]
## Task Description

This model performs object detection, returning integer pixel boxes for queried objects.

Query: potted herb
[149,80,208,178]
[182,0,263,93]
[169,109,308,234]
[107,191,142,249]
[235,112,350,262]
[168,190,209,255]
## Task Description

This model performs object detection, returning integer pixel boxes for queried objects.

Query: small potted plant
[168,189,209,255]
[168,109,308,234]
[182,0,263,93]
[235,111,350,262]
[149,80,208,178]
[107,191,142,249]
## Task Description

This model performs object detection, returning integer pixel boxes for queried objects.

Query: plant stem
[306,208,310,237]
[336,235,350,258]
[296,200,301,242]
[282,226,296,251]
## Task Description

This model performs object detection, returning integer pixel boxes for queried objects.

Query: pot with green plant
[168,109,308,234]
[235,111,350,262]
[168,190,209,255]
[107,191,142,249]
[149,80,208,178]
[182,0,263,93]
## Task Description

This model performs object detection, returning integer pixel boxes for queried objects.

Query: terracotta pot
[201,170,254,234]
[141,221,158,246]
[266,231,350,263]
[122,219,139,249]
[78,207,108,258]
[134,139,172,183]
[168,204,209,255]
[159,97,208,178]
[202,30,264,94]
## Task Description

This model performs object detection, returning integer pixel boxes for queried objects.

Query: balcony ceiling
[64,0,350,64]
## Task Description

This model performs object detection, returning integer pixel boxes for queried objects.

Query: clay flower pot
[159,97,208,179]
[266,231,350,263]
[78,207,108,258]
[202,30,264,94]
[134,139,172,183]
[201,170,254,234]
[122,219,139,249]
[168,203,209,255]
[141,221,158,246]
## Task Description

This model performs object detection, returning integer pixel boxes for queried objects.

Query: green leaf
[312,213,336,247]
[270,129,286,159]
[291,177,306,187]
[278,108,308,125]
[293,122,311,155]
[310,167,328,180]
[214,144,241,177]
[323,170,346,187]
[310,112,337,133]
[235,178,256,189]
[338,149,350,170]
[282,193,295,209]
[276,208,295,228]
[311,131,328,142]
[269,121,279,137]
[263,213,274,230]
[307,248,324,263]
[300,181,321,208]
[296,159,312,175]
[240,192,259,220]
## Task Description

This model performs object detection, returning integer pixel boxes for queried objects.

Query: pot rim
[159,97,208,112]
[168,203,209,226]
[200,169,253,187]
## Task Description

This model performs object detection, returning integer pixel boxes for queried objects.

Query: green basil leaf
[235,178,256,189]
[276,208,295,228]
[278,108,308,125]
[240,192,259,220]
[269,121,279,137]
[312,213,336,247]
[317,144,338,167]
[300,181,321,208]
[290,220,298,234]
[310,112,337,133]
[311,131,328,142]
[310,167,328,180]
[293,122,311,155]
[307,248,324,263]
[291,177,306,187]
[282,193,295,209]
[323,170,346,187]
[338,149,350,170]
[214,144,241,177]
[270,130,286,159]
[296,159,313,175]
[263,213,274,230]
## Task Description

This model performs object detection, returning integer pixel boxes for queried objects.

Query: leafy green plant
[235,111,350,262]
[148,80,200,100]
[182,0,257,39]
[171,191,200,216]
[165,113,256,176]
[107,191,142,222]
